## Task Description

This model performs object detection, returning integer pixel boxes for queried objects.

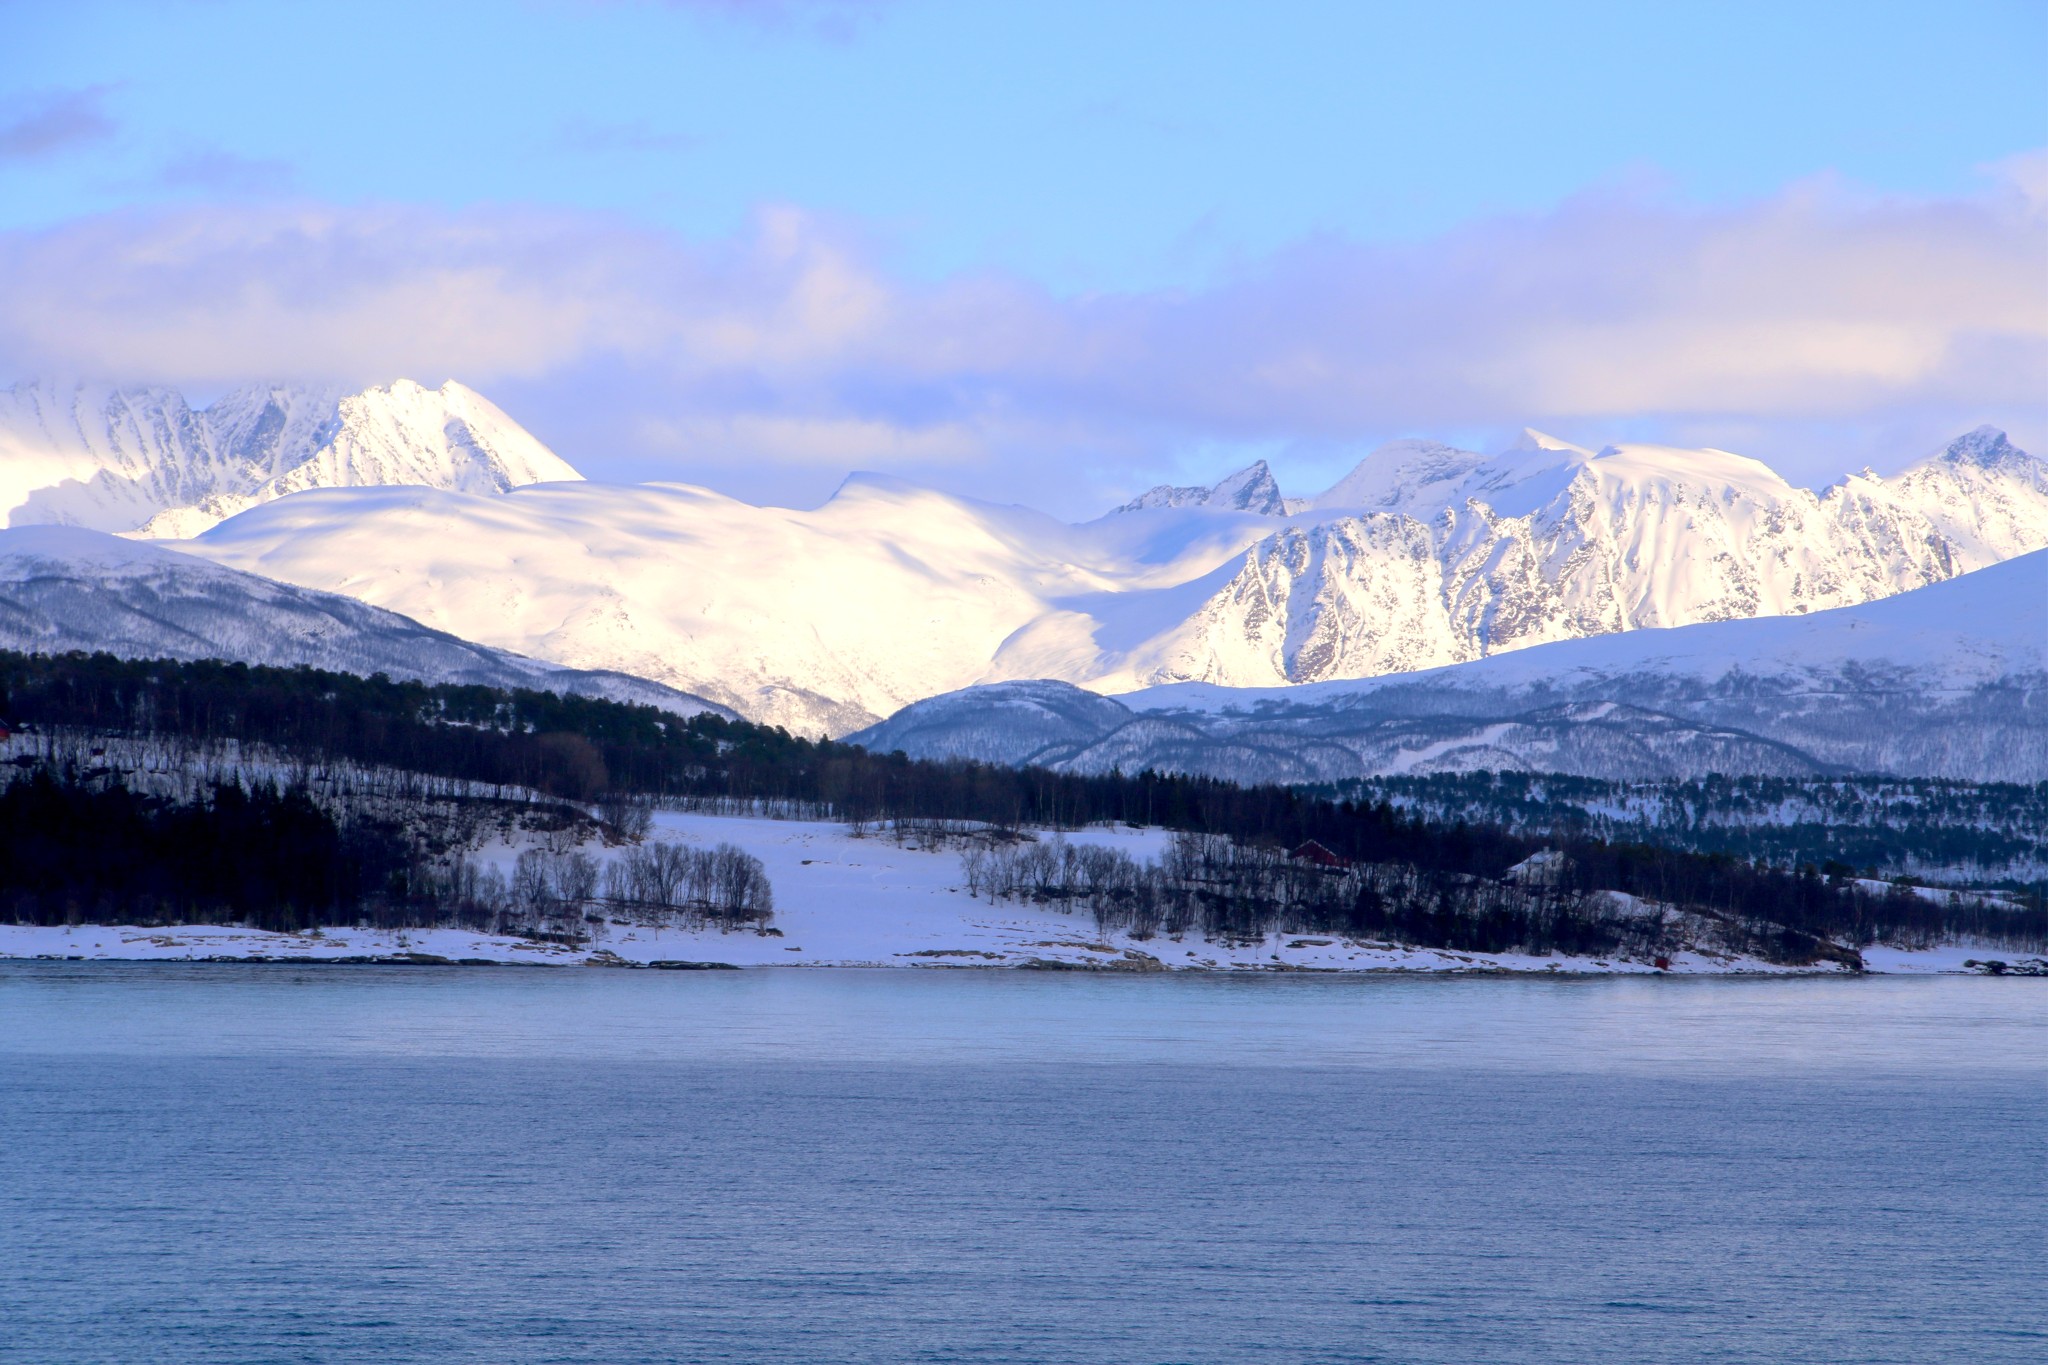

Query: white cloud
[637,413,985,467]
[0,159,2041,512]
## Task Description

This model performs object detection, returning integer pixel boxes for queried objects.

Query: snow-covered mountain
[850,550,2048,784]
[161,421,2048,737]
[1118,425,2048,691]
[0,525,725,716]
[173,476,1170,736]
[1116,459,1289,514]
[0,379,581,537]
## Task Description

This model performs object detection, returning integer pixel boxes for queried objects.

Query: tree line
[3,649,2041,951]
[962,832,1953,964]
[0,758,774,940]
[1313,769,2048,891]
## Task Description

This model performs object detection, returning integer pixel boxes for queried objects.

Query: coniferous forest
[1,649,2041,956]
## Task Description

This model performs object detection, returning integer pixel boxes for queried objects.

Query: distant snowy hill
[169,419,2048,736]
[0,379,581,537]
[0,526,726,716]
[849,552,2048,783]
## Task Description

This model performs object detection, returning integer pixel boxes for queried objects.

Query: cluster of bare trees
[601,841,775,928]
[965,832,1362,941]
[427,840,774,940]
[963,832,1666,956]
[396,840,774,942]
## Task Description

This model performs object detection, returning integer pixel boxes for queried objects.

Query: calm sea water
[0,965,2042,1365]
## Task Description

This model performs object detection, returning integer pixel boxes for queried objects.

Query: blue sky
[3,0,2044,510]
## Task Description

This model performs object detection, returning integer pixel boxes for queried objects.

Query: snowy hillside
[0,379,580,536]
[176,475,1218,735]
[850,551,2048,784]
[172,422,2048,736]
[0,526,725,715]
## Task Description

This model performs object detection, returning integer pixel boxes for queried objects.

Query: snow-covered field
[2,810,2021,975]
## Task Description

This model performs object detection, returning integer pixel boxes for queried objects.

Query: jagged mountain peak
[1922,425,2028,471]
[198,382,354,479]
[1207,460,1285,513]
[297,376,582,493]
[1115,459,1287,515]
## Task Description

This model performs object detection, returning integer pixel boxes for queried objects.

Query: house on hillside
[1291,839,1351,870]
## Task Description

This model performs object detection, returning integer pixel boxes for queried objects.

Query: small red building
[1291,840,1351,870]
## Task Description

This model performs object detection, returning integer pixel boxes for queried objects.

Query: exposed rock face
[1116,460,1288,515]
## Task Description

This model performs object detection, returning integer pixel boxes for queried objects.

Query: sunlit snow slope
[0,379,581,536]
[176,475,1275,735]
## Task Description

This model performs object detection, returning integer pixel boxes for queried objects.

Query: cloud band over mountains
[1,155,2041,508]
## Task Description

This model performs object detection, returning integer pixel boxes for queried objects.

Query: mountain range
[850,549,2048,783]
[4,377,2045,756]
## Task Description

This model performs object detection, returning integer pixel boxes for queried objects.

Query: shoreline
[7,811,2037,978]
[1,922,2034,976]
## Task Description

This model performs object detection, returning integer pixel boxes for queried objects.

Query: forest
[1311,771,2048,891]
[2,649,2042,954]
[0,762,773,939]
[956,828,2027,962]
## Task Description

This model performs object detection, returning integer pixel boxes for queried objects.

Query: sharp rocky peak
[1115,459,1287,516]
[1928,425,2028,470]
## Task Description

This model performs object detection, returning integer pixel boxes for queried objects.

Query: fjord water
[1,967,2041,1364]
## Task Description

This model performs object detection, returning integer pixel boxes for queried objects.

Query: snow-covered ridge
[0,524,726,716]
[0,378,581,537]
[850,551,2048,784]
[1115,426,2048,693]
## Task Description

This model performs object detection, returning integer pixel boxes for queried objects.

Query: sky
[2,0,2044,513]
